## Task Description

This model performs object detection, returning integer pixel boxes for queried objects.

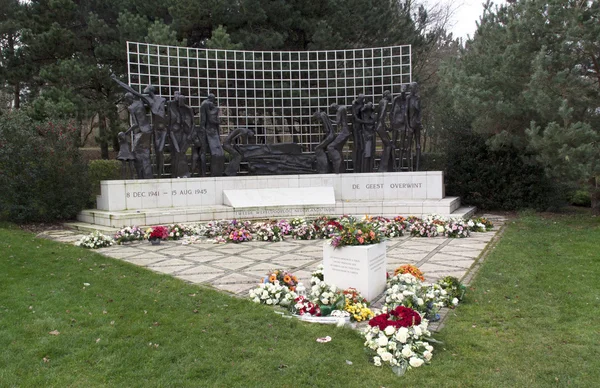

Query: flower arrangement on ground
[363,306,433,375]
[408,219,440,238]
[343,288,373,322]
[437,276,466,306]
[277,220,292,235]
[315,219,344,239]
[330,221,383,247]
[248,282,296,307]
[292,295,321,316]
[290,217,306,228]
[226,227,252,243]
[255,222,284,242]
[468,217,494,232]
[145,225,169,241]
[76,231,114,249]
[310,266,345,316]
[167,223,188,240]
[444,219,470,238]
[113,226,144,244]
[291,222,317,240]
[265,269,298,291]
[384,273,428,313]
[393,264,425,282]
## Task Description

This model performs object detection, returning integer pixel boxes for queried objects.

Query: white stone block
[323,241,387,302]
[224,187,335,208]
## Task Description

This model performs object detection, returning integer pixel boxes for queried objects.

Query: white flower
[401,344,413,358]
[423,350,433,361]
[395,327,409,343]
[413,326,422,337]
[377,335,389,347]
[384,325,396,336]
[380,352,393,362]
[417,298,424,306]
[388,341,397,351]
[409,357,424,368]
[266,299,273,305]
[373,356,382,367]
[452,297,459,306]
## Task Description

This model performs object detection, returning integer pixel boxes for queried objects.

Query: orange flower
[369,230,375,238]
[283,275,291,284]
[269,274,277,282]
[292,276,298,282]
[358,237,365,244]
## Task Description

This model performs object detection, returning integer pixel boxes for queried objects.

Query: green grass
[1,212,599,387]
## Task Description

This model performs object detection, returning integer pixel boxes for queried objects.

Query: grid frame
[126,42,411,152]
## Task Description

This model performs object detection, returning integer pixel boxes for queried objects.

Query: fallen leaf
[43,356,50,363]
[346,360,353,365]
[193,309,199,313]
[95,338,101,343]
[316,336,332,343]
[49,330,60,336]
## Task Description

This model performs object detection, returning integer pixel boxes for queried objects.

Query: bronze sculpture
[326,103,352,174]
[199,94,225,176]
[375,90,393,172]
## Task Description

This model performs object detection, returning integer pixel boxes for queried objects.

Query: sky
[443,0,507,39]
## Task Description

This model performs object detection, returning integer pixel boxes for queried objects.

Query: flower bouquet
[292,295,321,316]
[468,217,494,232]
[265,269,299,291]
[113,226,144,244]
[277,220,293,235]
[291,222,317,240]
[248,282,296,307]
[226,227,252,243]
[167,223,187,240]
[145,225,169,244]
[76,231,114,249]
[363,306,433,376]
[437,276,466,306]
[315,219,344,239]
[343,288,373,322]
[329,221,383,248]
[393,264,425,282]
[255,223,284,242]
[408,220,440,238]
[444,219,470,238]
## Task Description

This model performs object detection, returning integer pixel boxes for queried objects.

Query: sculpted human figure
[326,103,352,174]
[359,102,376,173]
[122,92,153,179]
[111,74,167,177]
[391,84,409,171]
[223,127,255,176]
[351,94,366,173]
[313,110,336,174]
[199,93,225,176]
[167,91,193,178]
[406,82,422,171]
[116,131,135,179]
[375,90,393,172]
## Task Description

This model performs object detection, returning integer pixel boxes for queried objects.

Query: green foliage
[205,25,242,50]
[87,160,121,207]
[444,128,562,211]
[570,190,591,207]
[0,111,90,222]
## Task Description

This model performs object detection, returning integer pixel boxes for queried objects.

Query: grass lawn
[1,211,599,387]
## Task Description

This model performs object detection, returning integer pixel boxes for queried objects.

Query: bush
[570,190,591,207]
[87,159,121,207]
[444,129,563,211]
[0,111,90,222]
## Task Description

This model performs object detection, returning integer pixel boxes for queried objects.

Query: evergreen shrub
[0,111,90,222]
[444,128,562,211]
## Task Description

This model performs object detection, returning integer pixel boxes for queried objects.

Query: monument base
[322,241,387,302]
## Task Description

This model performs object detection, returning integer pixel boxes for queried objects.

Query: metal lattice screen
[127,42,411,152]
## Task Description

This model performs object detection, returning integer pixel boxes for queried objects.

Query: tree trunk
[590,177,600,214]
[98,113,109,159]
[13,82,20,109]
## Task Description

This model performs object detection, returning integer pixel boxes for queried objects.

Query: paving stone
[210,257,257,270]
[175,265,225,275]
[214,282,256,295]
[270,254,320,268]
[183,253,227,263]
[149,265,194,275]
[148,258,194,267]
[212,273,256,285]
[123,257,165,266]
[259,242,302,253]
[428,258,475,269]
[177,273,223,284]
[103,249,148,259]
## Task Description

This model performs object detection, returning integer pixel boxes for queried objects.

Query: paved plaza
[40,215,506,303]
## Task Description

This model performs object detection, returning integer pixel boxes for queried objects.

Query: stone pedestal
[322,241,387,302]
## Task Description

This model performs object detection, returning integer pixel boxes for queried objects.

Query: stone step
[63,222,120,234]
